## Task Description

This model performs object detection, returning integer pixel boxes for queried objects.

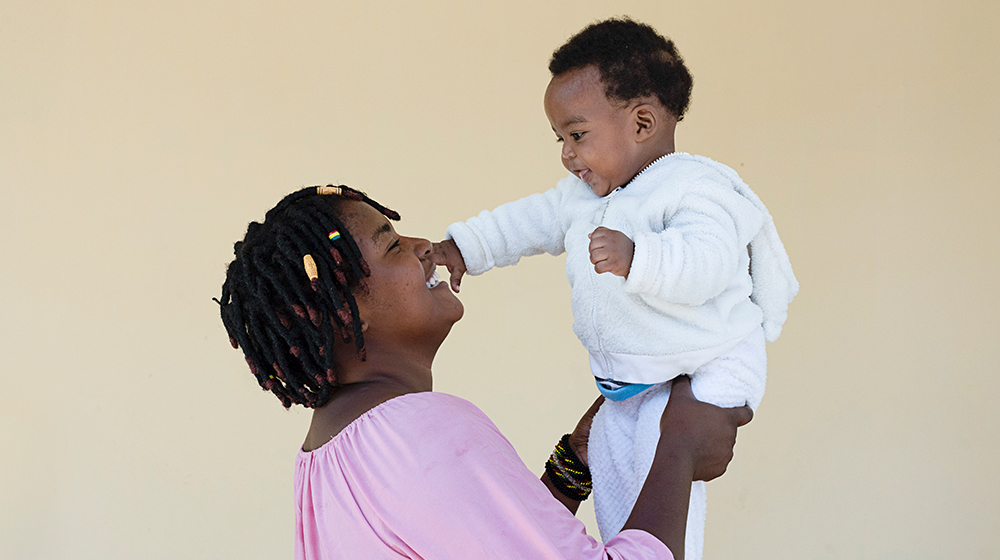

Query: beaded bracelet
[544,434,592,501]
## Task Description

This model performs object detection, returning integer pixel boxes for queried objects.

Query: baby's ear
[633,104,658,141]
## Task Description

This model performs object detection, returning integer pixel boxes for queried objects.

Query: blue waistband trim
[595,379,655,401]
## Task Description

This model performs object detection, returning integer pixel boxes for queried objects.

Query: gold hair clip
[303,254,319,282]
[317,185,342,196]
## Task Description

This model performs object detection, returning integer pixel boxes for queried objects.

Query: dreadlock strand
[280,213,357,342]
[291,205,364,297]
[278,222,344,324]
[351,188,400,221]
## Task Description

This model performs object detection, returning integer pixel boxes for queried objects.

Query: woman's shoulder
[376,390,484,419]
[301,391,497,456]
[373,391,488,428]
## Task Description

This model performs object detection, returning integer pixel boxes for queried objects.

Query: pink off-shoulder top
[294,391,671,559]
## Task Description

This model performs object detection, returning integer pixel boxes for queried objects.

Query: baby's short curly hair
[549,17,693,121]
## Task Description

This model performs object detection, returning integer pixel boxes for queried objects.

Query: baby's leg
[685,327,767,560]
[590,383,671,542]
[589,328,767,560]
[690,327,767,412]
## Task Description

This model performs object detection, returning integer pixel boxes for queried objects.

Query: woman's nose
[411,237,432,257]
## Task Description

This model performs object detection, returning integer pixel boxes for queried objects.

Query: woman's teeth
[426,270,441,289]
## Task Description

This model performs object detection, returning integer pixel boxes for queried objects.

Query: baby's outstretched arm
[588,226,635,278]
[430,239,467,292]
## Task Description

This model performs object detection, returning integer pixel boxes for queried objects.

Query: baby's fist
[430,239,467,292]
[588,227,634,278]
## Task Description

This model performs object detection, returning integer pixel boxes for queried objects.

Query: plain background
[2,1,998,558]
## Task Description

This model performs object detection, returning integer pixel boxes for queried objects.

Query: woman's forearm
[541,471,582,515]
[542,440,694,556]
[621,441,695,559]
[620,376,750,560]
[543,397,603,516]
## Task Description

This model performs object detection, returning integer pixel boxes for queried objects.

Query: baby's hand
[588,227,634,278]
[430,239,467,292]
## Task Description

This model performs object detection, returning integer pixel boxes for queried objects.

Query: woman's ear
[360,320,368,333]
[633,104,658,142]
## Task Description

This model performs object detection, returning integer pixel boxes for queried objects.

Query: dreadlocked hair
[215,185,401,409]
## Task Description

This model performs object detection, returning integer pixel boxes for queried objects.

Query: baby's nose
[561,145,574,160]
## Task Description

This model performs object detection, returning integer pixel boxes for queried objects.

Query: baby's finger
[449,267,465,293]
[590,247,608,265]
[430,251,448,266]
[430,242,451,265]
[596,259,627,277]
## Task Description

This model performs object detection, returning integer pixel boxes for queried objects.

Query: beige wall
[2,1,998,558]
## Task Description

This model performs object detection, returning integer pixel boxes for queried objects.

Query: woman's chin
[433,282,465,322]
[444,296,465,323]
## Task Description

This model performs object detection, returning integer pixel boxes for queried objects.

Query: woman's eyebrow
[372,223,393,245]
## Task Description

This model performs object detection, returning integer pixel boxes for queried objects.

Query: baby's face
[544,66,644,197]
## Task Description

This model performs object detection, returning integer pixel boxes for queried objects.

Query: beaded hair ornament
[302,186,347,288]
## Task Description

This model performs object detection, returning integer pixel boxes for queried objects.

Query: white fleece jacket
[446,153,798,384]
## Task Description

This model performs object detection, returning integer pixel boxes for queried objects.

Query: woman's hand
[624,376,753,559]
[660,376,753,481]
[430,239,467,292]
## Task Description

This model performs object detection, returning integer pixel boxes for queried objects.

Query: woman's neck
[301,346,435,452]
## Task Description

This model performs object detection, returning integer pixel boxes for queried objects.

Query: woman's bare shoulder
[301,388,479,452]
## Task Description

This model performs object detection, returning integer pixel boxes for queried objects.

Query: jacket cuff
[622,231,660,294]
[445,221,494,276]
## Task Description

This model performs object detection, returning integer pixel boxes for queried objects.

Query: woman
[217,186,751,559]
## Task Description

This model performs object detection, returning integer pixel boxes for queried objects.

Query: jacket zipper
[589,186,623,375]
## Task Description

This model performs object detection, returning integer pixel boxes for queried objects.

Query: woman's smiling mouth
[426,269,442,289]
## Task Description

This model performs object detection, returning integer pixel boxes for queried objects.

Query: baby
[432,17,797,559]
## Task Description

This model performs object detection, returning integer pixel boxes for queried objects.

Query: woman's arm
[622,376,753,560]
[541,396,604,514]
[372,393,674,560]
[360,391,746,559]
[544,379,750,559]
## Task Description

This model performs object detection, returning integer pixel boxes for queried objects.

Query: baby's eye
[570,132,584,141]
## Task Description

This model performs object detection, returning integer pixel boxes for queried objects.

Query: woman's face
[342,201,464,348]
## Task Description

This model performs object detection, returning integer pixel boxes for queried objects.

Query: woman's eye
[389,239,401,252]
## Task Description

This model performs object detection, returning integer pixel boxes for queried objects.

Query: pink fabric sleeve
[295,392,673,560]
